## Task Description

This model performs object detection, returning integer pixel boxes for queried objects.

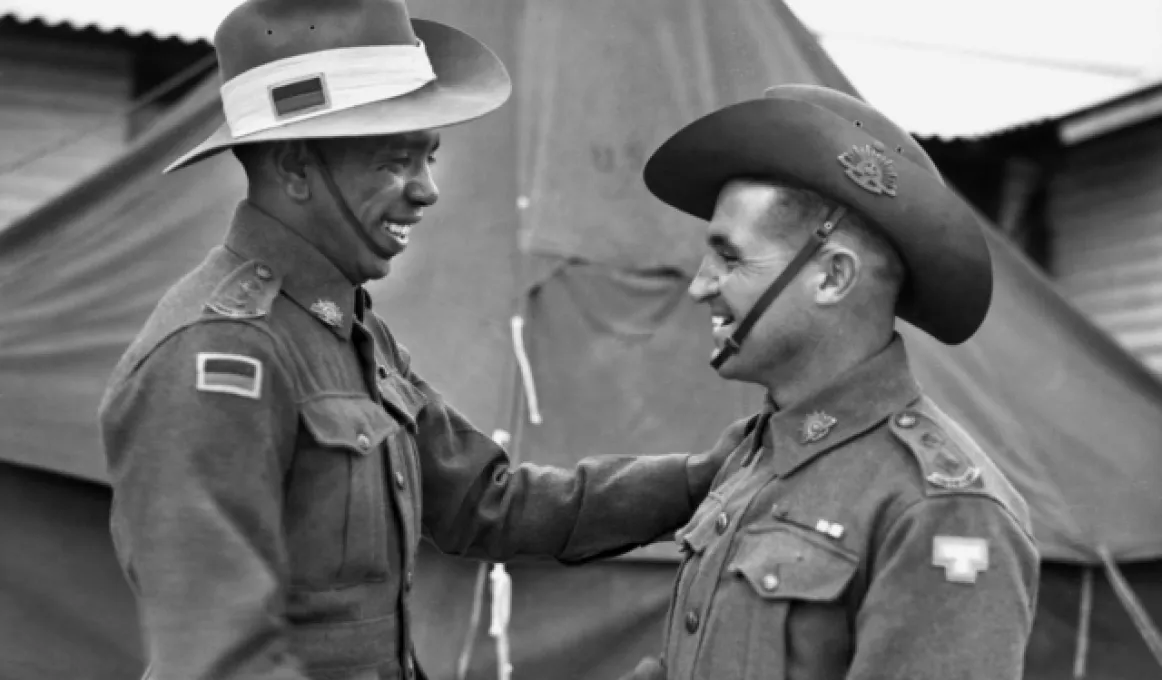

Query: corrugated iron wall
[0,34,130,230]
[1048,122,1162,374]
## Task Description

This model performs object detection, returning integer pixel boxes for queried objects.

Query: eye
[715,250,740,268]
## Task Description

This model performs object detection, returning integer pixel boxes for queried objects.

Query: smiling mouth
[711,312,736,334]
[382,220,414,246]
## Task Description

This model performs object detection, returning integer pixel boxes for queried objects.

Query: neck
[246,193,361,286]
[763,325,894,408]
[248,192,314,245]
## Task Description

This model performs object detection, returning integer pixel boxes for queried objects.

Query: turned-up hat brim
[165,19,511,173]
[643,96,993,345]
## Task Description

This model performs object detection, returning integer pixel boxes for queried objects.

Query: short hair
[231,143,267,180]
[775,185,906,290]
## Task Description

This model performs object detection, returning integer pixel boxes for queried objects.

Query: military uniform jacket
[99,203,718,680]
[661,337,1040,680]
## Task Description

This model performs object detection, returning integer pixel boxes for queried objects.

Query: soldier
[98,2,747,679]
[620,85,1041,680]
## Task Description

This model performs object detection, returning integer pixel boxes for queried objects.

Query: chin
[714,355,753,383]
[714,348,776,388]
[358,258,393,283]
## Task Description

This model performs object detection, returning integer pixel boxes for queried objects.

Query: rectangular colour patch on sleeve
[196,352,263,400]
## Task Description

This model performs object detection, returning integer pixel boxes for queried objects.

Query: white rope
[510,316,543,425]
[489,563,513,680]
[455,429,515,680]
[220,42,436,138]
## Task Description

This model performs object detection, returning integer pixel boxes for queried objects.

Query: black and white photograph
[1,1,1161,679]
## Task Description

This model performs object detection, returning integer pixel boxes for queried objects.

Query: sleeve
[845,495,1041,680]
[403,367,748,564]
[99,322,306,680]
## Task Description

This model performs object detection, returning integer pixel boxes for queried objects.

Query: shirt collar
[761,333,921,477]
[224,201,370,339]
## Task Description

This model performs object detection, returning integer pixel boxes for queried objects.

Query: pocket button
[761,573,780,591]
[356,433,371,450]
[685,610,700,633]
[715,512,730,534]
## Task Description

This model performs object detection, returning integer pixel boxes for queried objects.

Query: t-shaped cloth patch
[932,536,989,584]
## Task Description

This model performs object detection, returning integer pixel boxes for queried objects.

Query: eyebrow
[707,232,739,253]
[372,134,440,160]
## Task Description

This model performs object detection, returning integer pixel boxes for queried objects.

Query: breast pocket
[676,492,726,557]
[286,395,402,588]
[728,522,857,601]
[703,522,858,680]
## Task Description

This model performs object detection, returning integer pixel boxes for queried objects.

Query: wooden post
[996,156,1041,251]
[1073,566,1094,678]
[1098,545,1162,673]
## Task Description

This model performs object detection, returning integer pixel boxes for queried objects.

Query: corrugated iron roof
[0,0,241,43]
[917,78,1162,147]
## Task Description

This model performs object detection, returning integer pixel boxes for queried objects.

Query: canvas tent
[2,1,1162,678]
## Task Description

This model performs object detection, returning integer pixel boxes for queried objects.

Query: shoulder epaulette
[888,407,986,497]
[205,260,283,320]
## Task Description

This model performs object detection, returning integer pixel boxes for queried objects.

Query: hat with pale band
[165,0,512,173]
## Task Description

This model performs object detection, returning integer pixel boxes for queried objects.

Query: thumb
[632,655,665,679]
[716,414,754,451]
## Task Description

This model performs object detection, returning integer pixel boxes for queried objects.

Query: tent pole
[456,562,490,680]
[1098,545,1162,672]
[454,233,531,680]
[1072,566,1094,679]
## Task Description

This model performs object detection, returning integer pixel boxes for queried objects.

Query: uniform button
[405,657,414,678]
[255,264,273,280]
[685,610,700,633]
[377,364,389,379]
[356,434,371,450]
[762,574,780,591]
[395,471,406,489]
[405,570,414,590]
[715,512,730,534]
[895,412,917,428]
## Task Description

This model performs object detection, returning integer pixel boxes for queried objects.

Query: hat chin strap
[306,142,386,266]
[710,205,847,370]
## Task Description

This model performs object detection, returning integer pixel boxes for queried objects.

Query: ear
[271,141,312,202]
[814,245,861,306]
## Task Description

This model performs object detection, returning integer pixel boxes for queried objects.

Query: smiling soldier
[619,85,1040,680]
[96,2,749,679]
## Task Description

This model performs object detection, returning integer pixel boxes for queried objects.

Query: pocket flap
[376,371,426,433]
[675,495,724,556]
[301,396,399,455]
[728,523,857,601]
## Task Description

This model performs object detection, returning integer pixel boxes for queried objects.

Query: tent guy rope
[510,316,543,425]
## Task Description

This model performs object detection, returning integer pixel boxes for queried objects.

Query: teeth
[384,221,412,243]
[711,316,726,331]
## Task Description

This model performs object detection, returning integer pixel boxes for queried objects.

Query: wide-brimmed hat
[642,84,993,345]
[165,0,512,173]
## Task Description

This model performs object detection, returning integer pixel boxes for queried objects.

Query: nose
[406,166,439,207]
[688,256,721,303]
